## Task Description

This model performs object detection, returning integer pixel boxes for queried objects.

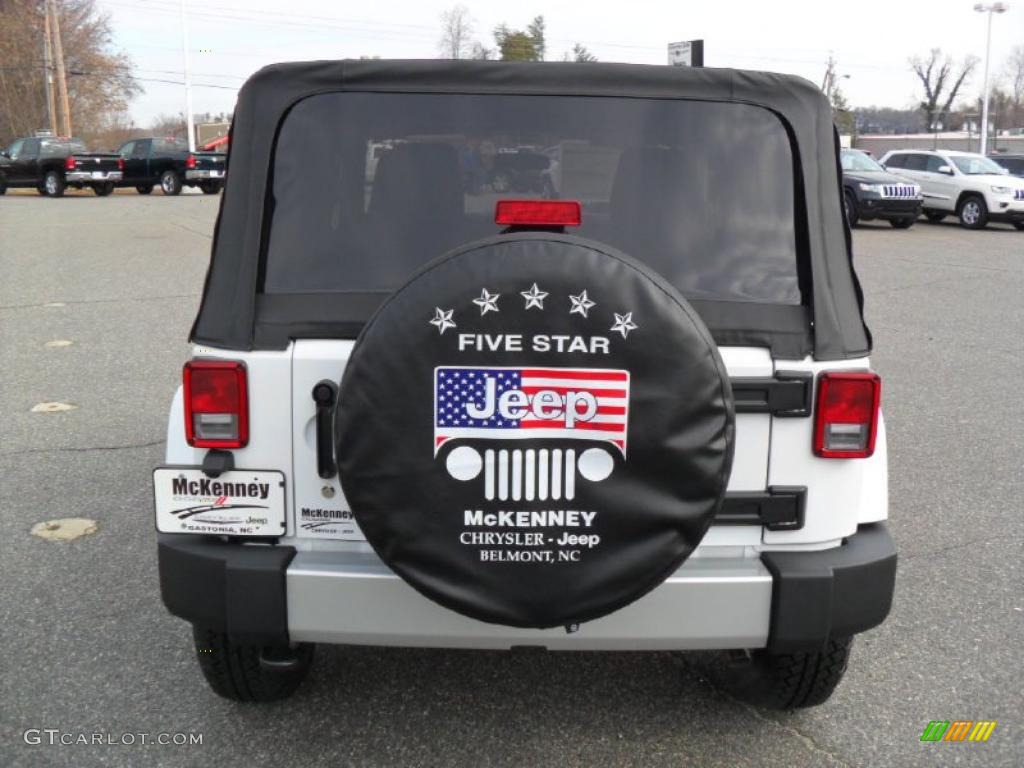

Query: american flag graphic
[434,366,630,455]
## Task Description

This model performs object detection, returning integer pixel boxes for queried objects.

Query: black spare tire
[335,234,735,628]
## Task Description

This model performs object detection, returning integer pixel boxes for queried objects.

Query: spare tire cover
[336,234,734,628]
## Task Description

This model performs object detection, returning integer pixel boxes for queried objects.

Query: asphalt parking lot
[1,195,1021,768]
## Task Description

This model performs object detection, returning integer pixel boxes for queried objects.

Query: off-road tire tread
[192,626,313,702]
[757,636,852,709]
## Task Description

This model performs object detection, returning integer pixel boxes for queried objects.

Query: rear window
[154,138,187,153]
[40,139,86,157]
[263,92,803,305]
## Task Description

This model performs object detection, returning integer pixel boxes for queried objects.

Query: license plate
[210,170,223,178]
[91,171,105,179]
[153,467,286,537]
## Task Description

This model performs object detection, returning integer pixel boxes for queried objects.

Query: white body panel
[165,344,887,555]
[162,340,889,648]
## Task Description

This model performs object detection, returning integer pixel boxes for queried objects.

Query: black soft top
[192,59,869,360]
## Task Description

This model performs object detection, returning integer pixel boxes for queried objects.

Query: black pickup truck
[116,137,226,195]
[0,136,123,197]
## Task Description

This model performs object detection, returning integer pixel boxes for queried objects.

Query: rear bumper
[185,170,224,180]
[66,171,122,182]
[157,523,896,652]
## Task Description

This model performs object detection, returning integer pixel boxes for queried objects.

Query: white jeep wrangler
[154,60,896,709]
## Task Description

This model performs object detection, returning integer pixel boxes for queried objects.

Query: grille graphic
[881,184,917,199]
[484,448,579,501]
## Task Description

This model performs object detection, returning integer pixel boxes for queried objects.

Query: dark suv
[840,148,922,227]
[990,153,1024,179]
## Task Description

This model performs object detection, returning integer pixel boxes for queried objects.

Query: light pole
[180,0,196,152]
[973,2,1010,155]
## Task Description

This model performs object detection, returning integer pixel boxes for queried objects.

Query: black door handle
[312,380,338,479]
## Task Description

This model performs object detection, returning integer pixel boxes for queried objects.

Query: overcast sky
[97,0,1024,126]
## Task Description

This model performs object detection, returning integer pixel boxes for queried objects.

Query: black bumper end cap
[157,534,295,646]
[760,522,897,653]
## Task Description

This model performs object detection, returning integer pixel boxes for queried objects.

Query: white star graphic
[472,288,501,315]
[610,312,638,339]
[520,283,548,310]
[429,307,456,335]
[569,290,596,318]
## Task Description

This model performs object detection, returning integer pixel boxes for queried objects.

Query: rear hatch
[68,153,121,173]
[258,91,804,544]
[191,152,226,174]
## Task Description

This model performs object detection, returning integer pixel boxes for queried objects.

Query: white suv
[880,149,1024,230]
[153,60,897,710]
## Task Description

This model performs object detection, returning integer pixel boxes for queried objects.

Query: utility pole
[42,6,57,134]
[47,0,72,137]
[180,0,196,151]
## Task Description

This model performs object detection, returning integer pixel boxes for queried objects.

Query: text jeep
[154,60,896,709]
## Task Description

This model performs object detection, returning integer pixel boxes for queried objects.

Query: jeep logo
[465,377,598,428]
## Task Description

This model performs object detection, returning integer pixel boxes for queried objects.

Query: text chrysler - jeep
[154,60,897,709]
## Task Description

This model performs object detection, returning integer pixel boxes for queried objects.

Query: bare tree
[1005,45,1024,108]
[565,43,597,63]
[438,5,474,60]
[910,49,979,131]
[469,42,494,61]
[0,0,138,147]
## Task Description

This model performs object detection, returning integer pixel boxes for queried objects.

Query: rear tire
[136,185,153,195]
[702,636,854,710]
[199,181,222,195]
[92,182,114,197]
[43,170,65,197]
[923,210,946,223]
[1014,222,1024,231]
[160,170,182,196]
[889,217,915,229]
[843,190,859,226]
[957,195,988,229]
[192,625,314,702]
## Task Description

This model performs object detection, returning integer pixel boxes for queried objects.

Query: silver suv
[880,149,1024,230]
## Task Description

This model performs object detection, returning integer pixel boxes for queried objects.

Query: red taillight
[185,154,197,170]
[495,199,582,227]
[117,157,125,171]
[813,372,881,459]
[183,361,248,449]
[64,156,76,170]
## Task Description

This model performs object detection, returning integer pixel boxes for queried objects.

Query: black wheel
[889,217,915,229]
[136,185,153,195]
[923,210,946,223]
[191,625,314,702]
[43,170,66,197]
[0,178,6,195]
[92,182,114,197]
[199,181,222,195]
[843,190,859,226]
[702,636,854,710]
[957,195,988,229]
[1013,222,1024,231]
[160,170,183,196]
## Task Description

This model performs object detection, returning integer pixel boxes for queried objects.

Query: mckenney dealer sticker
[153,468,286,537]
